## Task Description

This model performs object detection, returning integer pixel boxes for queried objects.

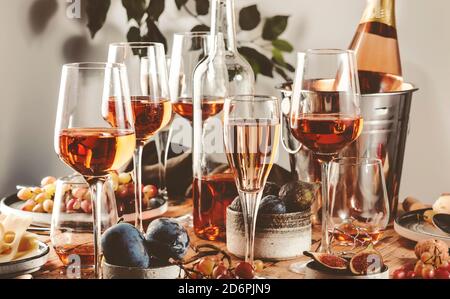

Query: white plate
[0,241,49,278]
[394,208,450,245]
[0,195,169,227]
[304,261,389,279]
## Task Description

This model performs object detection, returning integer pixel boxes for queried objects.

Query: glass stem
[133,144,144,232]
[87,177,106,279]
[318,161,330,253]
[154,132,166,194]
[239,190,263,264]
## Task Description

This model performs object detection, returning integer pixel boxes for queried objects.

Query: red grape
[197,258,215,276]
[392,268,406,279]
[406,271,416,279]
[234,262,255,279]
[143,185,158,198]
[212,263,228,279]
[422,265,435,279]
[434,268,450,279]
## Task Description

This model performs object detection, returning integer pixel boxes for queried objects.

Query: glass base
[289,261,310,274]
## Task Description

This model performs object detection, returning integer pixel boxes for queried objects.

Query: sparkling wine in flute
[106,96,172,143]
[172,97,225,122]
[224,119,280,193]
[290,114,363,161]
[349,0,403,93]
[58,128,135,177]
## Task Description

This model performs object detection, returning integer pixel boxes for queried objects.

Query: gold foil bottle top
[360,0,396,28]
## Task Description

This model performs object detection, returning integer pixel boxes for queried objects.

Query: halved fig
[303,251,348,271]
[349,245,383,275]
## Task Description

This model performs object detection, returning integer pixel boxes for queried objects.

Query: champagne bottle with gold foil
[349,0,403,93]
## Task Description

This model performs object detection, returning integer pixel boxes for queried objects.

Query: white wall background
[0,0,448,204]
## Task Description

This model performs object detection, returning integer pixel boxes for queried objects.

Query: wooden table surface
[32,200,417,279]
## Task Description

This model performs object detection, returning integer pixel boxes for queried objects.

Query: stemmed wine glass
[169,32,211,124]
[107,42,172,232]
[223,95,280,264]
[285,49,363,270]
[54,63,135,278]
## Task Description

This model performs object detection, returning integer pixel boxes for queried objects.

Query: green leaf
[191,24,210,32]
[143,19,168,51]
[272,48,284,64]
[126,26,141,43]
[121,0,145,22]
[272,39,293,52]
[239,5,261,31]
[175,0,188,10]
[238,46,273,78]
[262,15,289,40]
[86,0,111,38]
[195,0,209,16]
[147,0,165,22]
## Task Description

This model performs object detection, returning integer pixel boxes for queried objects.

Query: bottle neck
[360,0,396,28]
[211,0,238,52]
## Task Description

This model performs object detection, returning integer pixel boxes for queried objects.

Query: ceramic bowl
[102,261,182,279]
[226,207,311,260]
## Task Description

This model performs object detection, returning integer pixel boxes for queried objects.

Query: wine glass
[223,95,280,264]
[328,157,389,250]
[108,42,172,232]
[169,32,210,124]
[287,50,363,264]
[50,174,118,278]
[54,62,135,278]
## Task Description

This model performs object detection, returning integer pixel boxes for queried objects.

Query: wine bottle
[219,0,255,95]
[349,0,403,93]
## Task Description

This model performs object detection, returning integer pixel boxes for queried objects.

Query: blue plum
[145,218,190,261]
[258,195,286,214]
[101,223,149,268]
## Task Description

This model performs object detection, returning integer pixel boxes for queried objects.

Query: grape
[143,185,158,199]
[66,198,78,212]
[80,200,92,214]
[43,199,54,213]
[21,199,36,212]
[216,273,234,279]
[41,176,56,186]
[420,252,434,264]
[392,268,406,279]
[35,192,49,204]
[32,187,43,194]
[212,263,229,279]
[32,203,44,213]
[83,190,91,201]
[434,267,450,279]
[118,173,132,185]
[43,183,56,197]
[253,260,264,272]
[234,262,255,279]
[406,271,416,279]
[197,258,215,276]
[72,187,87,199]
[414,261,424,278]
[110,172,119,191]
[116,185,128,199]
[421,265,435,279]
[17,188,33,201]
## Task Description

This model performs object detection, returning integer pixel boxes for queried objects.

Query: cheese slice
[0,215,33,263]
[13,232,40,260]
[0,222,4,253]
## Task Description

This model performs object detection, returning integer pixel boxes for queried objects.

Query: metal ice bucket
[277,82,418,221]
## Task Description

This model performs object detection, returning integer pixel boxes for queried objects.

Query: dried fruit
[423,210,436,224]
[414,239,449,267]
[304,251,348,271]
[349,244,383,275]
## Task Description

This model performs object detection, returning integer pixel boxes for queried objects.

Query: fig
[349,244,383,275]
[279,181,320,212]
[414,239,449,267]
[303,251,348,271]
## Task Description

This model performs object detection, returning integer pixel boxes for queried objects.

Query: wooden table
[32,201,417,279]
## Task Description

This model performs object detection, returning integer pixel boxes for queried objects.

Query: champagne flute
[223,95,280,264]
[107,42,172,232]
[54,63,135,278]
[287,50,363,260]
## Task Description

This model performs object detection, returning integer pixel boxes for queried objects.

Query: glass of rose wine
[54,63,135,278]
[107,42,172,232]
[286,49,363,271]
[223,95,280,265]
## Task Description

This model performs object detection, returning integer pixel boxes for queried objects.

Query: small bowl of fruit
[101,218,189,279]
[226,180,318,261]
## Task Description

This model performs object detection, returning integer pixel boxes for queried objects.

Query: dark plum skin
[101,223,149,268]
[145,218,190,261]
[258,195,286,214]
[263,182,280,197]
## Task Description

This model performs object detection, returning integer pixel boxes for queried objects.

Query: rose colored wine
[224,119,280,193]
[290,114,363,161]
[349,0,403,93]
[193,173,238,241]
[106,96,172,142]
[172,97,224,122]
[58,128,135,177]
[55,243,94,267]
